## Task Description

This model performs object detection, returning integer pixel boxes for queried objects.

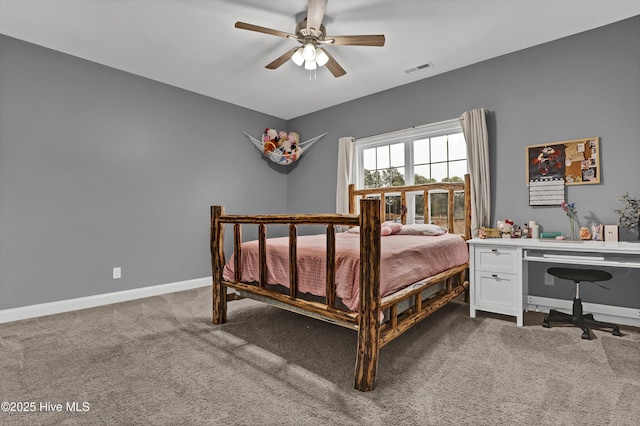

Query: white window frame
[354,118,466,223]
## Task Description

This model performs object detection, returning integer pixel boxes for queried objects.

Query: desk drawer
[474,246,518,273]
[474,272,517,315]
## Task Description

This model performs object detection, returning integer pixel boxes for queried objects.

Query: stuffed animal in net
[262,128,279,154]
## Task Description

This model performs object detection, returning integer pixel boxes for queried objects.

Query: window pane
[364,169,382,188]
[383,167,405,186]
[363,148,376,170]
[384,195,402,222]
[413,138,429,164]
[376,146,390,169]
[430,193,448,226]
[449,133,466,160]
[390,143,404,167]
[414,164,430,183]
[414,194,425,223]
[449,159,467,179]
[431,162,448,182]
[431,135,448,162]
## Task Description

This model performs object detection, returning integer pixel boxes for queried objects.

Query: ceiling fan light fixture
[291,48,305,66]
[315,48,329,67]
[302,43,316,61]
[235,0,385,78]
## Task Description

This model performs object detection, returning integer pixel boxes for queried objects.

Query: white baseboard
[0,277,211,324]
[526,295,640,328]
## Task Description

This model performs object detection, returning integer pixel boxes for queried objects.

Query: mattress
[222,232,469,311]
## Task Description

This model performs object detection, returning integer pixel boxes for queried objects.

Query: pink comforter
[222,233,469,311]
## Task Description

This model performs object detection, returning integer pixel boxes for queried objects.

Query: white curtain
[336,137,355,214]
[460,108,491,238]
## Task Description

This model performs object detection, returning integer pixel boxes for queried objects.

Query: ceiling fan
[234,0,385,77]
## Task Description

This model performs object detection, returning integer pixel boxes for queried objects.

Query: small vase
[569,217,577,240]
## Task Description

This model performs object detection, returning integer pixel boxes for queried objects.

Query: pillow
[397,223,448,236]
[384,221,402,234]
[344,221,402,235]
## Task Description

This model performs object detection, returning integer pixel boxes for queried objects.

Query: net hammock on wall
[243,130,327,165]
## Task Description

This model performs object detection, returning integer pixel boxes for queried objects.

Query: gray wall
[2,15,639,311]
[0,36,287,310]
[287,15,640,305]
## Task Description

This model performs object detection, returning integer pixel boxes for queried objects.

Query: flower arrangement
[614,192,640,239]
[561,200,578,239]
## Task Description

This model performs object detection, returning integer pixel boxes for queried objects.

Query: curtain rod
[355,117,461,141]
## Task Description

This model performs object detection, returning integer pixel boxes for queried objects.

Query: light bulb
[291,48,304,66]
[304,60,317,70]
[302,43,316,61]
[315,48,329,67]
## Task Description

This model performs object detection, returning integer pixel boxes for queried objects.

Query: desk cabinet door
[474,272,517,315]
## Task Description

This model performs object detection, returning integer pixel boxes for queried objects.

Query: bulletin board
[526,137,600,186]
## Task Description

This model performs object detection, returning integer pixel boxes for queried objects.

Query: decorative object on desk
[540,231,563,239]
[529,220,540,239]
[512,225,522,238]
[478,227,487,239]
[497,219,514,238]
[526,137,601,187]
[591,223,603,241]
[244,130,327,165]
[479,227,500,238]
[579,226,591,240]
[561,200,578,239]
[604,225,619,242]
[614,192,640,239]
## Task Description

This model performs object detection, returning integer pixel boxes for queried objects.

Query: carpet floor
[1,286,639,425]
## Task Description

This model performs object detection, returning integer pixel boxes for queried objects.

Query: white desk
[468,238,640,326]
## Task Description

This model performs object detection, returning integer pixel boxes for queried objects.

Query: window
[355,119,467,228]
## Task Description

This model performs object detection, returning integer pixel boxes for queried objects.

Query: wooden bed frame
[210,174,471,391]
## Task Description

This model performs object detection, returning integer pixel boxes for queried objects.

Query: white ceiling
[1,0,639,120]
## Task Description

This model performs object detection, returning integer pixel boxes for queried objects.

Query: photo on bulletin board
[526,137,600,186]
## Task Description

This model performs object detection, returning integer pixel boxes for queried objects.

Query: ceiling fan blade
[306,0,327,32]
[323,50,346,78]
[265,47,300,70]
[235,21,294,39]
[325,34,385,46]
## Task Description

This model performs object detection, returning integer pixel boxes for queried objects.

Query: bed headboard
[348,174,471,241]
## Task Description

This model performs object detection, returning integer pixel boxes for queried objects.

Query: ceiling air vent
[405,62,434,74]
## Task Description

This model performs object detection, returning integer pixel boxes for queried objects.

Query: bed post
[348,183,356,214]
[354,198,381,391]
[463,173,472,303]
[211,206,227,324]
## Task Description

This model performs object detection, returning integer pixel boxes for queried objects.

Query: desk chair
[542,267,622,340]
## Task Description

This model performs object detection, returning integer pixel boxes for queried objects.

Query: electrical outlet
[113,267,122,279]
[544,273,554,286]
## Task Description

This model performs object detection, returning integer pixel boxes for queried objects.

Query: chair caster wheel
[612,329,622,337]
[581,331,590,340]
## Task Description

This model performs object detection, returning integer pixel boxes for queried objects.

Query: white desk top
[468,238,640,255]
